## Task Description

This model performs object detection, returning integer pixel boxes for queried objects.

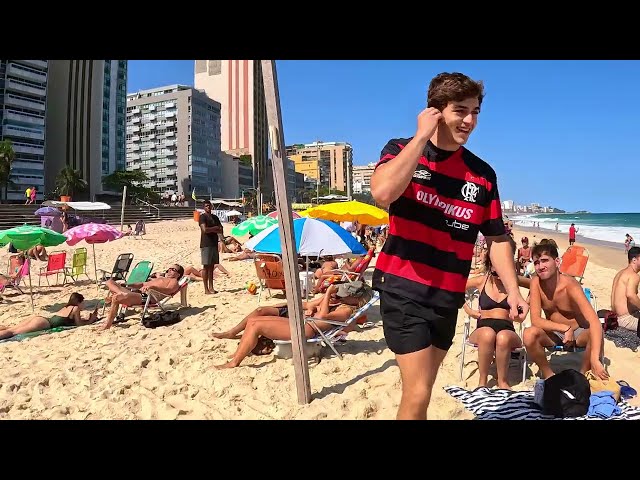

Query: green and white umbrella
[0,224,67,310]
[231,215,277,237]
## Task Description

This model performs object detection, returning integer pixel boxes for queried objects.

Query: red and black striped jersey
[372,138,506,309]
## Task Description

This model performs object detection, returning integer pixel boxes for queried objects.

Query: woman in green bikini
[0,293,99,340]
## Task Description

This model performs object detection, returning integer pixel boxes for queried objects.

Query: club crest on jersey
[461,181,479,203]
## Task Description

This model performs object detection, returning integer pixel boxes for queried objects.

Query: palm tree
[55,166,87,199]
[0,140,16,203]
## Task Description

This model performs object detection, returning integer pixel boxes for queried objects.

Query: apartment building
[194,60,271,198]
[352,162,376,194]
[0,60,48,201]
[126,85,222,198]
[220,152,254,199]
[285,141,353,193]
[45,60,127,199]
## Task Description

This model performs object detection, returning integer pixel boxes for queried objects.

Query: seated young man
[313,255,339,280]
[517,237,532,275]
[102,264,184,330]
[523,240,608,380]
[611,246,640,333]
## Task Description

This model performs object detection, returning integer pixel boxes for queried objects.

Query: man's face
[204,203,212,213]
[439,97,480,145]
[166,265,181,278]
[533,253,559,280]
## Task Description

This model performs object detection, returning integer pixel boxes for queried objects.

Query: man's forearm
[488,239,519,296]
[627,294,640,312]
[532,316,569,333]
[370,136,428,207]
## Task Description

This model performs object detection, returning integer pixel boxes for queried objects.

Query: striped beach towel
[444,385,640,420]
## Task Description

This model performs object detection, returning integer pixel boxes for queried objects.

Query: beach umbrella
[267,210,302,220]
[305,200,389,226]
[245,217,367,257]
[227,210,243,217]
[231,215,277,237]
[0,224,67,310]
[63,223,124,289]
[34,206,63,217]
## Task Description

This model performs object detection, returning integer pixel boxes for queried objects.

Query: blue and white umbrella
[244,217,366,257]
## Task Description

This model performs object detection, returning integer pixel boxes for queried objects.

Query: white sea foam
[511,215,639,245]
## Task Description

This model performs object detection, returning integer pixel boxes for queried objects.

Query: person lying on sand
[219,236,243,253]
[211,282,374,369]
[523,240,608,380]
[0,293,99,340]
[227,249,255,262]
[611,246,640,333]
[463,236,531,389]
[102,264,184,330]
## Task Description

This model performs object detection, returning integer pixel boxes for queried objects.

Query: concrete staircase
[0,204,196,231]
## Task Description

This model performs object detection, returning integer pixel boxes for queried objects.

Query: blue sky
[128,60,639,213]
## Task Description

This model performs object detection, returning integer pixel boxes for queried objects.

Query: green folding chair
[64,247,91,283]
[102,261,153,315]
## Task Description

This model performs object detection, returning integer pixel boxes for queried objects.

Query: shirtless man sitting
[611,246,640,334]
[523,240,608,380]
[313,256,339,280]
[102,264,184,330]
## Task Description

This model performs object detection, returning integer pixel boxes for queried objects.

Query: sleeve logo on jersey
[461,181,480,203]
[413,169,432,181]
[416,190,474,219]
[445,219,470,230]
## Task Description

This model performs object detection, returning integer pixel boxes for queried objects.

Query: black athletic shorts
[380,289,458,354]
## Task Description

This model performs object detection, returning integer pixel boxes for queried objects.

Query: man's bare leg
[103,291,143,329]
[523,327,557,379]
[576,329,597,374]
[215,263,230,277]
[395,346,448,420]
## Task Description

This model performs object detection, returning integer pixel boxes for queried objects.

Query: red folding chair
[38,251,68,286]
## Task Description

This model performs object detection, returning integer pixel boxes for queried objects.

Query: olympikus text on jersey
[372,138,506,309]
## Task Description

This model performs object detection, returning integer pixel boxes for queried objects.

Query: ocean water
[509,213,640,246]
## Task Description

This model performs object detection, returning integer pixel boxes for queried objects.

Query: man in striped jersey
[371,72,529,420]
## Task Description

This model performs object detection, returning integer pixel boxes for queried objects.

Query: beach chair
[273,290,380,360]
[459,288,527,382]
[0,256,28,295]
[101,260,154,315]
[316,248,375,294]
[37,251,67,286]
[254,254,286,303]
[97,253,134,284]
[559,246,589,283]
[64,247,91,283]
[117,276,191,321]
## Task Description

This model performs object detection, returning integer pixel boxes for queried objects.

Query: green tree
[55,166,88,197]
[239,154,252,167]
[0,140,16,203]
[102,170,159,203]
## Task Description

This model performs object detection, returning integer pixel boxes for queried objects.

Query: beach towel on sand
[444,385,640,420]
[0,326,77,344]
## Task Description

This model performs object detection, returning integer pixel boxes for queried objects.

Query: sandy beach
[0,218,638,420]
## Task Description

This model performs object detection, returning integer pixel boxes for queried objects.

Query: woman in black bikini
[0,293,99,340]
[464,237,531,389]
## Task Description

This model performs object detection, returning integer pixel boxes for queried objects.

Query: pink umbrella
[267,210,301,220]
[64,223,124,288]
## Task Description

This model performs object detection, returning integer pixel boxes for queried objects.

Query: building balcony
[128,153,140,160]
[15,60,48,69]
[5,111,45,127]
[165,160,176,167]
[165,102,175,108]
[2,125,44,141]
[8,63,47,84]
[165,131,175,137]
[132,136,140,142]
[166,112,176,119]
[5,79,46,97]
[12,143,44,155]
[130,164,141,170]
[132,108,140,114]
[3,93,46,112]
[131,117,140,124]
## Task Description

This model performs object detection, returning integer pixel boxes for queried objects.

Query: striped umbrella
[231,215,277,237]
[267,210,302,220]
[63,223,124,289]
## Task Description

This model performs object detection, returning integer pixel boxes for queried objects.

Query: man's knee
[402,382,431,409]
[523,327,543,348]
